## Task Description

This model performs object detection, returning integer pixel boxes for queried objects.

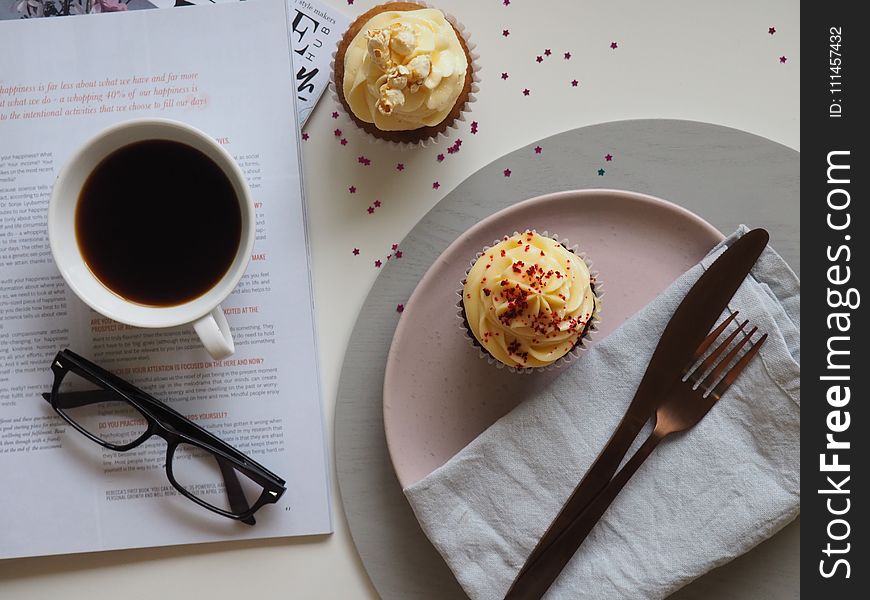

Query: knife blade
[505,228,769,600]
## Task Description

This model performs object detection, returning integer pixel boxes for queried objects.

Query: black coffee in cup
[75,140,242,307]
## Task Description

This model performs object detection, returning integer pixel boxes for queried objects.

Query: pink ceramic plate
[383,189,723,489]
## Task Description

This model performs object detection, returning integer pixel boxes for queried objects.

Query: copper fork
[504,312,768,600]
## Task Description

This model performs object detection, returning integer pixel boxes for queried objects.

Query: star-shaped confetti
[610,42,618,49]
[502,29,510,37]
[348,185,356,193]
[396,303,404,313]
[374,200,382,208]
[367,206,375,214]
[347,0,353,5]
[503,168,512,177]
[503,0,510,6]
[358,156,371,166]
[597,168,606,176]
[536,56,543,63]
[437,153,445,162]
[501,72,509,80]
[396,163,405,171]
[391,243,399,251]
[544,49,552,56]
[375,260,382,268]
[779,55,787,63]
[470,121,479,134]
[340,138,348,146]
[768,26,776,35]
[523,88,530,96]
[564,52,572,60]
[534,146,542,154]
[301,132,309,140]
[334,128,342,137]
[395,250,403,259]
[352,248,360,256]
[571,79,579,87]
[432,181,440,190]
[605,153,613,161]
[332,111,339,119]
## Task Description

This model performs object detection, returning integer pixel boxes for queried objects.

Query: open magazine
[1,0,350,128]
[0,0,331,559]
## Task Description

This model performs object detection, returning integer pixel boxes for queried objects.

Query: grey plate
[335,119,799,600]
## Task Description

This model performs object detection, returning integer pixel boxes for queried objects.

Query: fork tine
[700,324,758,391]
[692,312,739,361]
[689,318,749,379]
[708,333,768,399]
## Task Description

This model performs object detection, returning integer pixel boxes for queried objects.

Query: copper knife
[504,228,770,600]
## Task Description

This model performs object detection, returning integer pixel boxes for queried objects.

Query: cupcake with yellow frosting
[334,2,476,144]
[460,231,601,372]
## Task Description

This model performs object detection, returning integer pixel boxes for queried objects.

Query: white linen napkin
[404,226,800,600]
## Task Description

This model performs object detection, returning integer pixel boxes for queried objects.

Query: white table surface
[0,0,798,598]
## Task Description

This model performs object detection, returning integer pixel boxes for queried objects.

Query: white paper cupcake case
[456,231,603,375]
[329,0,480,150]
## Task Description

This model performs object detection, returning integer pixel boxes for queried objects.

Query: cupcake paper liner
[456,231,603,375]
[329,1,480,150]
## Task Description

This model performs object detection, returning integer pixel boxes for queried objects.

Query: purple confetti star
[367,206,374,214]
[523,88,530,96]
[502,29,510,37]
[605,153,613,161]
[447,147,456,155]
[396,303,404,313]
[396,163,405,171]
[544,49,552,56]
[455,139,463,147]
[437,153,445,162]
[470,121,479,134]
[347,0,353,5]
[571,79,579,87]
[501,72,509,80]
[536,56,543,63]
[332,111,339,119]
[564,52,571,60]
[768,26,776,35]
[534,146,542,154]
[301,132,309,141]
[779,55,787,63]
[375,260,382,268]
[352,248,360,256]
[392,243,399,251]
[340,138,348,146]
[395,250,403,259]
[503,168,512,177]
[348,185,356,194]
[610,42,618,49]
[503,0,510,6]
[334,128,342,137]
[432,181,440,190]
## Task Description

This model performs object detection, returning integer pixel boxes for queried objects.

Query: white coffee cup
[48,118,255,360]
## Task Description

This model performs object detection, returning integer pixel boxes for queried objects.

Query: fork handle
[504,430,664,600]
[507,410,652,591]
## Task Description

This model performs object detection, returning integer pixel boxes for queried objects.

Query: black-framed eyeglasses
[43,349,286,525]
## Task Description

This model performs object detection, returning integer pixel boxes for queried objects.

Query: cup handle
[193,306,234,360]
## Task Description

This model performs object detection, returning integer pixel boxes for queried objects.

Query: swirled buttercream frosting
[462,231,600,369]
[341,8,468,131]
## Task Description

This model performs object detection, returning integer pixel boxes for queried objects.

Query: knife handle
[505,410,651,598]
[505,430,664,600]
